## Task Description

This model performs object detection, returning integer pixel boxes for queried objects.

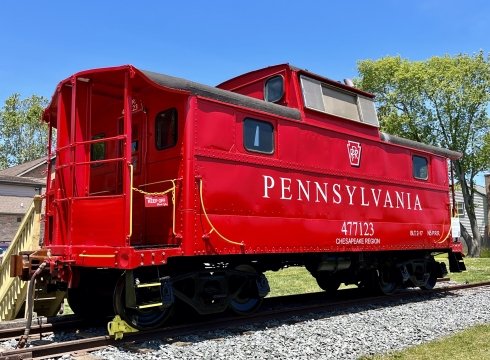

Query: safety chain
[131,179,178,236]
[132,186,175,197]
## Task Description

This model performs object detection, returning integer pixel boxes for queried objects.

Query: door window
[156,108,178,150]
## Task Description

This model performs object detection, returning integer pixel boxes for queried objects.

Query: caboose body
[12,64,464,328]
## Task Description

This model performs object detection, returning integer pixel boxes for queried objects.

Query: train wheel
[113,274,173,330]
[377,270,398,295]
[315,274,341,293]
[420,272,437,290]
[229,265,263,315]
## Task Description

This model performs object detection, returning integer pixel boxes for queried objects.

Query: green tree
[0,94,49,169]
[356,52,490,257]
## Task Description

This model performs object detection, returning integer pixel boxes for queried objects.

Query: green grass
[450,257,490,283]
[359,324,490,360]
[266,267,321,297]
[436,255,490,284]
[480,247,490,258]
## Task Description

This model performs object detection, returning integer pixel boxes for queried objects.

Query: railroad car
[11,64,466,330]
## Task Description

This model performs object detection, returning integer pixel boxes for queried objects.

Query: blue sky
[0,0,488,181]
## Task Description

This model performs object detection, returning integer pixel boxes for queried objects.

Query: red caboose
[12,64,465,329]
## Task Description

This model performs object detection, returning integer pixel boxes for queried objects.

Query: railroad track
[2,281,490,360]
[0,315,84,342]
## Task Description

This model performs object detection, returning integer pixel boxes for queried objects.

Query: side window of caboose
[264,76,284,103]
[90,134,106,163]
[155,108,178,150]
[300,75,380,127]
[412,155,428,180]
[243,118,274,154]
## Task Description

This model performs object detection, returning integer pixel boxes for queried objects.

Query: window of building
[155,108,178,150]
[90,134,106,162]
[243,118,274,154]
[412,155,428,180]
[456,201,465,217]
[264,76,284,103]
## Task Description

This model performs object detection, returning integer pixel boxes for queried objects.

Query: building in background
[0,158,53,247]
[450,177,489,248]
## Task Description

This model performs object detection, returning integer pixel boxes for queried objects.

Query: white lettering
[371,188,381,206]
[383,191,393,208]
[315,182,328,203]
[395,191,404,209]
[360,187,370,206]
[333,184,342,204]
[263,175,275,198]
[280,177,292,200]
[297,180,310,201]
[346,185,357,205]
[261,175,423,211]
[414,195,422,210]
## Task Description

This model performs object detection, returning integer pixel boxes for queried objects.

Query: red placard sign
[144,194,169,207]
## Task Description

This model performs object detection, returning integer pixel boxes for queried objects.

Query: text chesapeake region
[336,237,381,245]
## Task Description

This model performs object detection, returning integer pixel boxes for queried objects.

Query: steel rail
[0,316,84,342]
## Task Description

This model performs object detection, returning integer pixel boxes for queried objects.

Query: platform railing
[56,135,126,176]
[0,196,42,321]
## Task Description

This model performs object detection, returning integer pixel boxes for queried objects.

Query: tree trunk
[454,161,481,257]
[461,186,482,257]
[460,223,472,255]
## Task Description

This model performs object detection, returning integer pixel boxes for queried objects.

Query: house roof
[0,196,35,214]
[453,184,488,198]
[0,157,49,177]
[0,175,45,186]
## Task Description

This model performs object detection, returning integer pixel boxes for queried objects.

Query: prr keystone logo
[347,141,362,167]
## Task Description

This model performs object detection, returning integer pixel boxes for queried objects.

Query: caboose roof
[217,63,375,99]
[42,64,461,161]
[141,69,301,120]
[42,64,371,126]
[43,65,301,126]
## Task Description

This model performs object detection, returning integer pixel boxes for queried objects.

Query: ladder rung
[136,302,163,309]
[135,282,161,288]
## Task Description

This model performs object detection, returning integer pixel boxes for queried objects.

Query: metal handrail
[55,156,125,170]
[55,134,126,153]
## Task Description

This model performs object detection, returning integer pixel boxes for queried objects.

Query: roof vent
[343,79,354,87]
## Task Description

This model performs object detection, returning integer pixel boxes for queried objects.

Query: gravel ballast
[2,286,490,359]
[93,286,490,360]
